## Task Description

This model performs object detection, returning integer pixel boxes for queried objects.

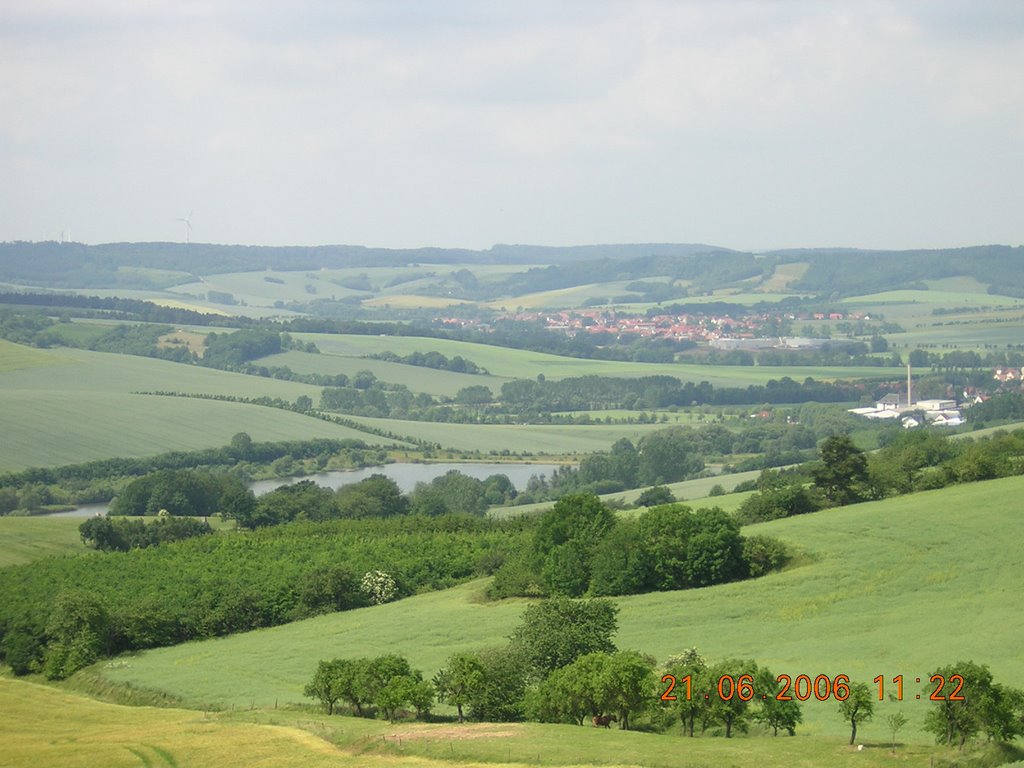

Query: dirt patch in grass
[387,724,519,741]
[158,331,207,357]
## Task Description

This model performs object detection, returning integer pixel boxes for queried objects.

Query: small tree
[923,661,1023,749]
[706,658,760,737]
[42,589,110,680]
[434,652,485,723]
[837,682,874,745]
[886,711,907,754]
[663,648,708,737]
[755,668,802,736]
[304,659,346,714]
[600,650,656,730]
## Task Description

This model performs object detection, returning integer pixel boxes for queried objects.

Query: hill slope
[97,476,1024,740]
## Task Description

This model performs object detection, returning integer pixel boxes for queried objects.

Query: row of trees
[223,470,518,529]
[0,433,381,514]
[305,596,1023,750]
[305,655,433,719]
[367,349,486,374]
[736,426,1024,525]
[79,513,212,551]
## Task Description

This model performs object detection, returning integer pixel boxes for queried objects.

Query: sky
[1,0,1022,251]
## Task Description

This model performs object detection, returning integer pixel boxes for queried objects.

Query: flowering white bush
[361,570,397,605]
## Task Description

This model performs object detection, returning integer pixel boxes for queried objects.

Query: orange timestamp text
[660,673,966,703]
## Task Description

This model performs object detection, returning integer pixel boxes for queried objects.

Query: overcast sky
[1,1,1022,251]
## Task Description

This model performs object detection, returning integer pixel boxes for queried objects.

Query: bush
[743,536,790,578]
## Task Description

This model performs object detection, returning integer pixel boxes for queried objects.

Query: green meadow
[0,676,967,768]
[263,349,512,397]
[0,516,86,568]
[97,476,1024,744]
[489,471,765,518]
[342,416,675,454]
[287,335,901,387]
[0,338,71,372]
[0,344,393,469]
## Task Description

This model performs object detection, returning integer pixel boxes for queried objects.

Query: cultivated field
[285,335,902,388]
[262,349,512,397]
[489,471,764,518]
[341,416,676,454]
[0,345,395,469]
[0,516,86,567]
[97,475,1024,743]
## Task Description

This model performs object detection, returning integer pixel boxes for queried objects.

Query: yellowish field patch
[157,330,207,357]
[363,294,473,309]
[0,678,348,768]
[147,298,232,315]
[761,261,810,292]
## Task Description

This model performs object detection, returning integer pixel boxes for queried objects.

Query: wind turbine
[176,211,193,244]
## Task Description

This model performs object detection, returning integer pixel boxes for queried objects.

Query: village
[440,307,869,346]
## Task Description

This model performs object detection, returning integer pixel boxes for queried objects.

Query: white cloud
[0,0,1021,249]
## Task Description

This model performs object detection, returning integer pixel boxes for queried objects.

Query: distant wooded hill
[1,240,1022,298]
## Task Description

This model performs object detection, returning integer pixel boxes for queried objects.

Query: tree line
[303,596,1024,750]
[0,434,386,514]
[0,513,529,679]
[733,425,1024,525]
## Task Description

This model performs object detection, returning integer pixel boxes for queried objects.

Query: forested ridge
[3,241,1022,298]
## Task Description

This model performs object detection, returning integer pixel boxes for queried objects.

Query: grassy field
[0,516,86,567]
[97,475,1024,744]
[0,677,358,768]
[262,349,512,397]
[288,335,901,388]
[1,677,972,768]
[489,471,764,517]
[343,416,675,454]
[0,338,71,372]
[0,344,394,469]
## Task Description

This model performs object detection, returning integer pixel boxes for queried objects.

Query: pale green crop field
[361,294,475,309]
[290,335,901,387]
[98,475,1024,745]
[0,338,71,372]
[887,317,1024,350]
[482,280,644,310]
[0,392,390,470]
[342,416,678,454]
[261,349,512,397]
[490,470,765,518]
[0,344,393,469]
[0,516,86,567]
[166,264,542,310]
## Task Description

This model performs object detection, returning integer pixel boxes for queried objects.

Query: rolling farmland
[0,516,86,567]
[284,335,902,388]
[0,345,394,470]
[0,677,955,768]
[97,475,1024,742]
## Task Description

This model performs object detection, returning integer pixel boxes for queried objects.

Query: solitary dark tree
[812,435,869,505]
